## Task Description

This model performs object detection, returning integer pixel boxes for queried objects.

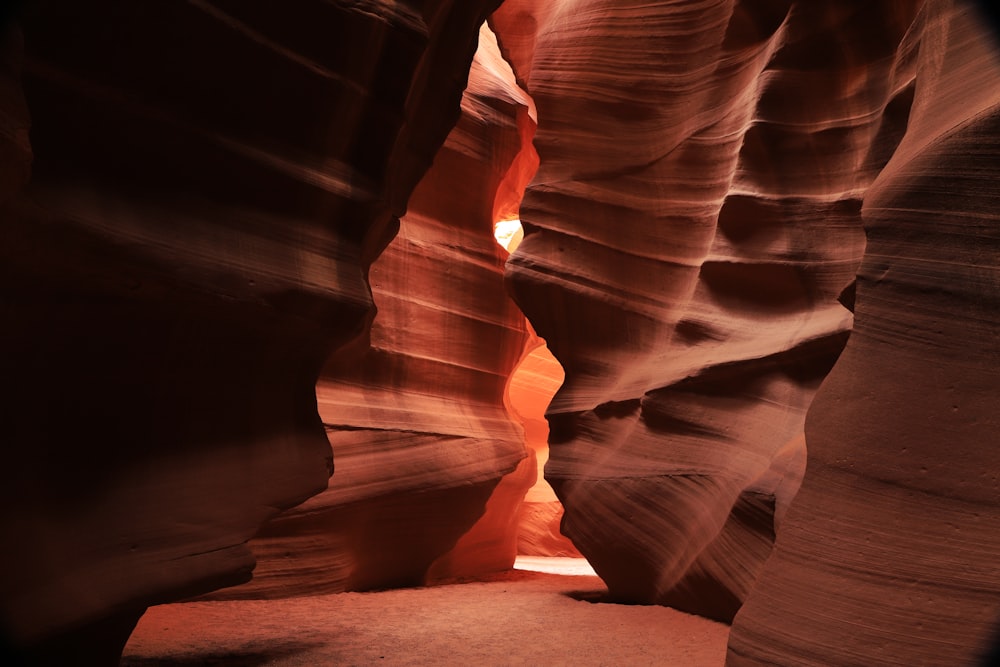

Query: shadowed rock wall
[213,25,538,597]
[0,1,500,663]
[728,2,1000,664]
[4,0,999,664]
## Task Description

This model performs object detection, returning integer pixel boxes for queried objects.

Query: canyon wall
[728,2,1000,664]
[509,334,580,557]
[0,1,499,663]
[214,24,538,598]
[495,0,1000,661]
[3,0,998,664]
[493,0,913,622]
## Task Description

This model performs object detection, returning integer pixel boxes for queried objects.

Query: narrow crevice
[481,22,583,568]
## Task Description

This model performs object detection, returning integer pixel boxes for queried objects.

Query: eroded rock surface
[494,0,922,623]
[494,0,1000,661]
[729,2,1000,664]
[5,0,999,664]
[508,333,579,557]
[0,1,499,663]
[211,24,537,598]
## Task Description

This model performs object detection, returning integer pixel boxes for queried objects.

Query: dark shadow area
[981,620,1000,667]
[437,567,547,585]
[564,590,648,605]
[975,0,1000,42]
[121,642,324,667]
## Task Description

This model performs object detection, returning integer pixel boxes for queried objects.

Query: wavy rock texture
[493,0,920,622]
[728,2,1000,664]
[508,332,580,557]
[211,23,537,599]
[0,1,499,663]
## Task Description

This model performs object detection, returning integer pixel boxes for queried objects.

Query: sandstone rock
[493,0,918,622]
[5,1,999,665]
[211,23,537,598]
[506,332,579,557]
[728,2,1000,664]
[0,19,29,206]
[0,1,499,662]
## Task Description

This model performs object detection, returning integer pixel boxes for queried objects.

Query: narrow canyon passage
[193,22,581,602]
[2,2,1000,666]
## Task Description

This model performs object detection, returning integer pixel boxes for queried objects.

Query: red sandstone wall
[492,0,911,621]
[4,1,999,664]
[494,0,1000,661]
[728,2,1000,664]
[508,331,579,557]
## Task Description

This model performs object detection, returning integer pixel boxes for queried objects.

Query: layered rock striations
[0,1,499,663]
[213,23,538,599]
[729,2,1000,664]
[493,0,922,622]
[4,1,998,664]
[508,331,579,557]
[496,0,1000,660]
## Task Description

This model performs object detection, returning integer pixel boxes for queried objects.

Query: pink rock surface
[3,1,999,665]
[0,1,499,663]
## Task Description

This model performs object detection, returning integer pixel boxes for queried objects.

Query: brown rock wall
[728,2,1000,663]
[493,0,920,622]
[0,1,500,662]
[506,332,578,557]
[3,1,998,664]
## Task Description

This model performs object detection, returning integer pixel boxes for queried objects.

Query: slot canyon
[1,1,998,665]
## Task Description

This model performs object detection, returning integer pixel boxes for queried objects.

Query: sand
[122,558,728,666]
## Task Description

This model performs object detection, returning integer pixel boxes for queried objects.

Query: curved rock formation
[212,23,537,599]
[494,0,1000,660]
[728,2,1000,664]
[493,0,919,622]
[5,0,999,664]
[0,1,499,663]
[508,331,579,557]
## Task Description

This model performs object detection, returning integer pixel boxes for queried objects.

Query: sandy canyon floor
[122,558,729,666]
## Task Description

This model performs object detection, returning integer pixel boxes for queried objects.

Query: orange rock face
[0,1,500,663]
[507,331,579,557]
